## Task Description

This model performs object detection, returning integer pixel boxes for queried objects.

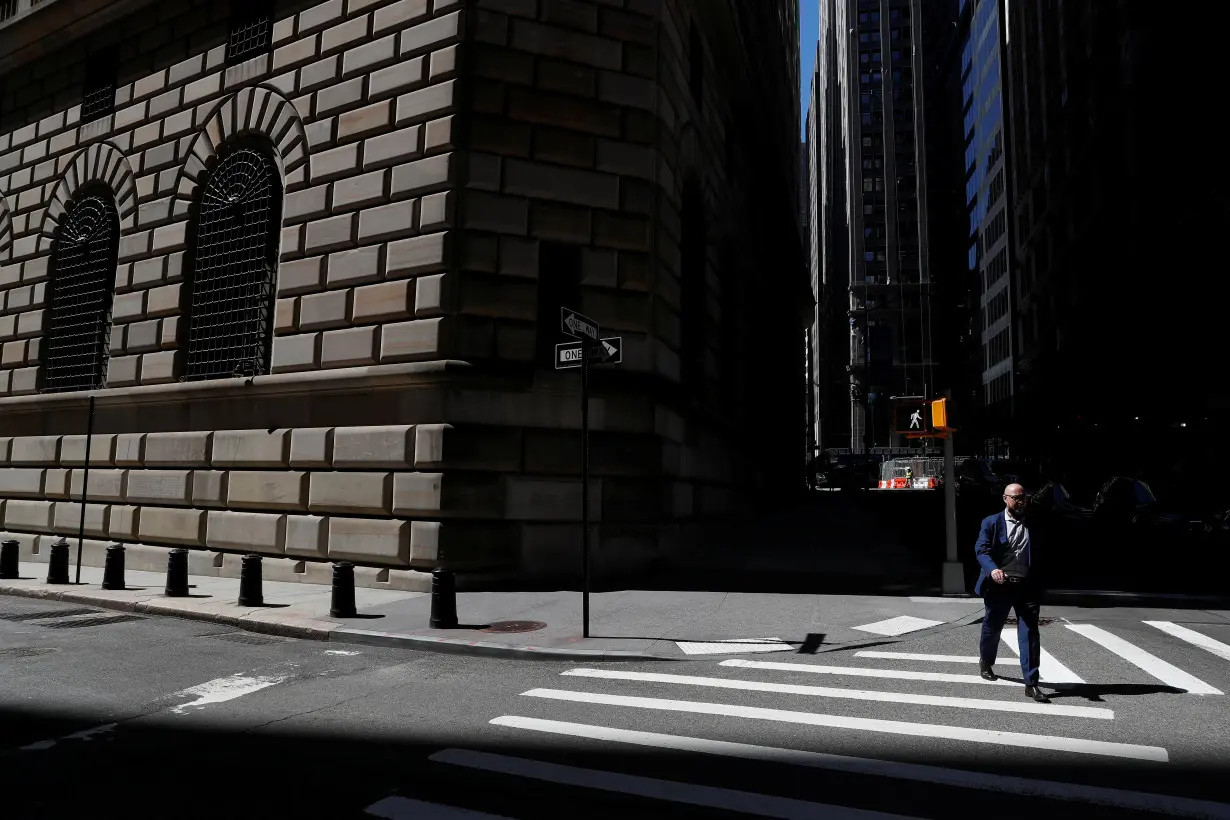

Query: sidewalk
[8,561,1224,661]
[1,561,991,660]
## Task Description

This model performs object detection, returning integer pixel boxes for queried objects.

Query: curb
[0,585,674,661]
[0,584,331,641]
[1043,590,1230,607]
[330,628,675,661]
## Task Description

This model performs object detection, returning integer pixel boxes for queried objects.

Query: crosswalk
[365,618,1230,819]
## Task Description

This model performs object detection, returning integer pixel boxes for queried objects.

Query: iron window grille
[182,145,282,381]
[42,192,119,393]
[80,50,117,123]
[226,0,274,65]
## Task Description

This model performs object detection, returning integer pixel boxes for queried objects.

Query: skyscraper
[962,0,1013,456]
[812,0,935,453]
[1002,1,1226,484]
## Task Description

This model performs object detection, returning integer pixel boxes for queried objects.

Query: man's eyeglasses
[1004,494,1027,500]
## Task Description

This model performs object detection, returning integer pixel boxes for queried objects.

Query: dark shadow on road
[1045,684,1189,702]
[798,633,826,653]
[0,704,1226,819]
[819,639,902,653]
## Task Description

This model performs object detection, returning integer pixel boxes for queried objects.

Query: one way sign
[561,307,599,342]
[556,337,622,369]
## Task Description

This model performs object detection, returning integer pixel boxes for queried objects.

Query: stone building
[0,0,807,587]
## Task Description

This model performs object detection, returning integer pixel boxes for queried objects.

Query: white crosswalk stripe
[1065,623,1223,695]
[402,619,1230,818]
[560,667,1112,718]
[1145,621,1230,663]
[490,717,1230,820]
[365,795,514,819]
[520,688,1168,761]
[855,651,981,663]
[998,633,1086,683]
[720,657,1020,685]
[430,748,920,819]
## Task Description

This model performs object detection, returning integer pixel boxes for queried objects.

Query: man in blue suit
[975,483,1050,703]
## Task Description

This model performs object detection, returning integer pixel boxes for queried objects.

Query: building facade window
[81,49,117,123]
[226,0,274,65]
[42,188,119,392]
[183,142,283,381]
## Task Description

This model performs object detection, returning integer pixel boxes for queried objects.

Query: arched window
[42,188,119,392]
[183,142,283,380]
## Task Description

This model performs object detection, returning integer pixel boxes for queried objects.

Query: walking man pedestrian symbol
[909,409,922,429]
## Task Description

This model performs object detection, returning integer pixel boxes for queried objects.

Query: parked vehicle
[1092,476,1207,540]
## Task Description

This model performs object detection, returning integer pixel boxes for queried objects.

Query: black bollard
[101,543,126,590]
[329,562,357,618]
[0,539,18,580]
[238,553,263,606]
[429,567,458,629]
[165,548,189,597]
[46,538,70,585]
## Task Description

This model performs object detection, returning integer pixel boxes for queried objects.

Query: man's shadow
[997,679,1187,702]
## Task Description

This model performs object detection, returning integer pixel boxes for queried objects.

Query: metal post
[75,396,96,585]
[581,342,591,638]
[941,388,963,594]
[429,567,458,628]
[165,548,189,597]
[0,539,19,580]
[101,543,125,590]
[329,562,356,618]
[238,554,263,606]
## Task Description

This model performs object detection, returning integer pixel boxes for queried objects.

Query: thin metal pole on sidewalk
[941,388,962,594]
[581,343,591,638]
[75,395,96,585]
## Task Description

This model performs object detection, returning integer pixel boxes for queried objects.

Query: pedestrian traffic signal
[894,403,934,434]
[931,398,949,430]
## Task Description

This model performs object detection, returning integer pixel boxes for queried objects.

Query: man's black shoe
[1024,686,1050,703]
[979,663,997,681]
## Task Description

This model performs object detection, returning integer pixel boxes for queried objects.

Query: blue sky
[800,0,818,139]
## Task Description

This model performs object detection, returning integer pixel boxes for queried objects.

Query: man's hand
[991,568,1006,584]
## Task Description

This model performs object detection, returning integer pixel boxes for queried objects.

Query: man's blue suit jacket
[974,512,1042,596]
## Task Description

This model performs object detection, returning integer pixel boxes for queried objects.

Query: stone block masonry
[0,0,463,395]
[0,0,803,583]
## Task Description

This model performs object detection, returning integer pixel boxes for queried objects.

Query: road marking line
[1145,621,1230,663]
[721,658,1017,686]
[430,748,919,819]
[998,635,1086,684]
[492,717,1230,819]
[520,689,1166,762]
[675,638,795,656]
[560,668,1112,719]
[170,674,288,714]
[908,596,981,604]
[364,795,514,819]
[1065,624,1222,695]
[325,650,362,656]
[855,651,982,663]
[851,616,944,636]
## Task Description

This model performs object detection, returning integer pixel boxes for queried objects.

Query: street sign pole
[581,341,590,638]
[560,307,600,639]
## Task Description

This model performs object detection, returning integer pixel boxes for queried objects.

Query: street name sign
[561,307,599,342]
[555,337,622,369]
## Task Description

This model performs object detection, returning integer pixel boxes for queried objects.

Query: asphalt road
[2,597,1229,819]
